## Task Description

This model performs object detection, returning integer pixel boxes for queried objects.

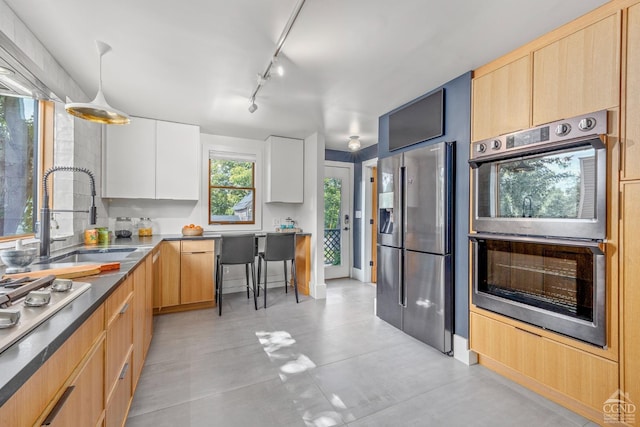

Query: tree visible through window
[0,95,37,238]
[209,155,255,224]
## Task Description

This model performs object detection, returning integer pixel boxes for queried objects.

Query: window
[209,151,256,225]
[0,94,39,239]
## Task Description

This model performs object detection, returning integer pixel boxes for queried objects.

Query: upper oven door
[471,142,606,240]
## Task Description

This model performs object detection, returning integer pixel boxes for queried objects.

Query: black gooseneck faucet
[39,166,97,259]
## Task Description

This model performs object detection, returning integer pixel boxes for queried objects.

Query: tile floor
[127,279,596,427]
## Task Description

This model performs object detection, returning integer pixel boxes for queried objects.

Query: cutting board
[2,262,120,279]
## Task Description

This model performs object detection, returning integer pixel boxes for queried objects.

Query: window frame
[208,156,256,225]
[201,136,263,232]
[0,97,53,242]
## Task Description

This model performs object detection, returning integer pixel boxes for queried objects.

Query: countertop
[0,231,312,405]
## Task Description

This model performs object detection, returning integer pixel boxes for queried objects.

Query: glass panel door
[324,165,351,279]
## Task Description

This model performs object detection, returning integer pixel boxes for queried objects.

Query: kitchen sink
[45,247,139,263]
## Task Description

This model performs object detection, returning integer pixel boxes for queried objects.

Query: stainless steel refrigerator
[376,141,454,353]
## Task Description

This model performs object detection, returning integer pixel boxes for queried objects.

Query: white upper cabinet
[104,117,156,199]
[156,121,200,200]
[264,136,304,203]
[104,117,200,200]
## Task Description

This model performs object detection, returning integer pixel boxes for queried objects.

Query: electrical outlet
[273,218,280,226]
[223,266,230,274]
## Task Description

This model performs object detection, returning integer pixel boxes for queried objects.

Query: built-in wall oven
[469,110,608,347]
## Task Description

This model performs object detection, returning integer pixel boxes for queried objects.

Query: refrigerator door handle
[398,250,404,307]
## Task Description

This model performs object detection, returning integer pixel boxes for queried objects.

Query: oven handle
[468,133,605,168]
[469,233,604,254]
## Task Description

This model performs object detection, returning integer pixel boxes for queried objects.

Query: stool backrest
[263,233,296,261]
[219,234,256,264]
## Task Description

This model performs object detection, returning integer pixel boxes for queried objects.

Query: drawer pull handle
[119,302,129,315]
[119,362,129,380]
[42,385,75,425]
[515,326,542,338]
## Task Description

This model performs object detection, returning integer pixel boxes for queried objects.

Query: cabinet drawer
[181,239,214,253]
[106,291,133,399]
[106,276,133,325]
[471,312,618,412]
[105,351,133,427]
[42,338,105,427]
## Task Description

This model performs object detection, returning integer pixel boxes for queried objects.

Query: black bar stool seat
[257,233,299,308]
[216,234,258,316]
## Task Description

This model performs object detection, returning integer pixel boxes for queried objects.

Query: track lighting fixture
[248,0,305,112]
[248,98,258,113]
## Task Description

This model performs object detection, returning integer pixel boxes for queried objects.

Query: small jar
[97,227,110,244]
[84,229,98,245]
[138,218,153,237]
[115,217,133,238]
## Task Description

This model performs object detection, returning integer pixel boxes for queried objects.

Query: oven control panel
[470,110,607,162]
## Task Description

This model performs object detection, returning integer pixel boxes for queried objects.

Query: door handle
[343,227,350,231]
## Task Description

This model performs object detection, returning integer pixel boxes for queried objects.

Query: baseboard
[351,267,364,282]
[311,282,327,299]
[453,334,478,366]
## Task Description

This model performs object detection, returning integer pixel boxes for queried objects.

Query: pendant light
[65,40,130,125]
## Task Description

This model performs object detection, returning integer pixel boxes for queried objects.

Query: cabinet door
[180,251,215,304]
[156,121,200,200]
[104,116,156,198]
[132,261,146,387]
[44,339,105,427]
[265,136,304,203]
[621,181,640,408]
[532,13,620,125]
[623,4,640,180]
[105,352,132,427]
[472,56,531,141]
[160,241,181,307]
[144,254,153,356]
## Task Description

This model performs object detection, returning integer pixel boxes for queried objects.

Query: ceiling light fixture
[248,97,258,113]
[348,135,361,151]
[248,0,305,112]
[65,40,130,125]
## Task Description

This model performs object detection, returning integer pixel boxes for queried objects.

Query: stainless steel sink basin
[46,247,138,263]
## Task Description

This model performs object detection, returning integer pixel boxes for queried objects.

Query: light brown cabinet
[132,258,149,388]
[45,338,105,427]
[623,3,640,180]
[157,240,181,308]
[472,55,531,142]
[154,239,216,313]
[0,306,104,426]
[532,13,620,125]
[470,312,618,420]
[105,351,133,427]
[180,240,215,305]
[621,181,640,410]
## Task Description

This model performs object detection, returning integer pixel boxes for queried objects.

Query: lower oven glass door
[471,234,606,347]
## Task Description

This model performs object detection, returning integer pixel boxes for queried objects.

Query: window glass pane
[0,95,37,238]
[209,156,255,225]
[210,188,254,222]
[210,159,253,187]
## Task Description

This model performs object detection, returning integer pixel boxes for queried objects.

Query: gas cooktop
[0,275,91,354]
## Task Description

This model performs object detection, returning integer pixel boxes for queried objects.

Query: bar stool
[216,234,258,316]
[257,233,299,308]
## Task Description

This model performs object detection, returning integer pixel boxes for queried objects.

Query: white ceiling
[5,0,608,151]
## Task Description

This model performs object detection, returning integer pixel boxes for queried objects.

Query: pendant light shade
[65,41,130,125]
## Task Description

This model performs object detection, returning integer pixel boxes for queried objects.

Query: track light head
[248,99,258,113]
